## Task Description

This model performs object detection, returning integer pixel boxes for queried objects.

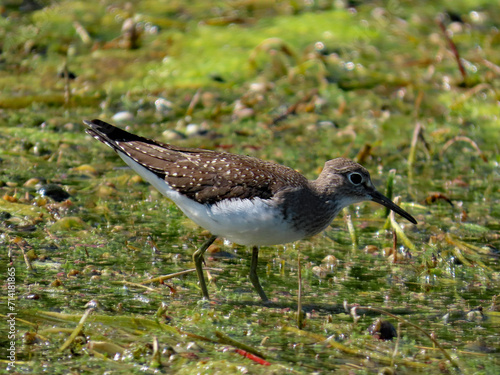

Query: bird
[84,119,417,302]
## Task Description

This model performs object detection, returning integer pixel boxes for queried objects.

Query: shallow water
[1,0,499,373]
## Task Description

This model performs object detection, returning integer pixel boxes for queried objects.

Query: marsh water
[1,1,499,373]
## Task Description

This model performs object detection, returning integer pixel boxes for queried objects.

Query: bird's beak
[369,190,417,224]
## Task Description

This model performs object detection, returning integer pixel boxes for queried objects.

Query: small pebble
[112,111,134,123]
[38,184,70,202]
[162,129,185,141]
[0,211,12,220]
[322,255,337,267]
[368,319,397,340]
[185,123,200,136]
[155,98,173,115]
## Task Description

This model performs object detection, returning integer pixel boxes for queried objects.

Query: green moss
[1,1,499,374]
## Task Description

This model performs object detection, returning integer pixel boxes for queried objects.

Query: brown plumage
[85,119,308,205]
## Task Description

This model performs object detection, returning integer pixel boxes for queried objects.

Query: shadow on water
[223,299,414,316]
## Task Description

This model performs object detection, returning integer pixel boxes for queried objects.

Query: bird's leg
[192,235,217,299]
[249,246,269,302]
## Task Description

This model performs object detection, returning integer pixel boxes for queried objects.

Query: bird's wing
[85,119,308,204]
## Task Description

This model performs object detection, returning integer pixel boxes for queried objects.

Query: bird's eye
[348,172,363,185]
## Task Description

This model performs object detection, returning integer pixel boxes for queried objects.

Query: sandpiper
[84,119,417,301]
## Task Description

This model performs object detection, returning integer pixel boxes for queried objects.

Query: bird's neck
[277,181,343,238]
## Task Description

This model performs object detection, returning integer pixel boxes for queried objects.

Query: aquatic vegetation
[1,0,499,373]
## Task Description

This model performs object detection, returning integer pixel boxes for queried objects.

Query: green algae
[1,1,499,374]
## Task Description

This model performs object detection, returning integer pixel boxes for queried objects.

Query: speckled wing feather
[84,119,308,204]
